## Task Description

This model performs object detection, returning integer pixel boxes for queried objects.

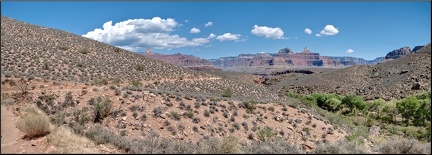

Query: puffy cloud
[216,33,241,41]
[319,25,339,36]
[304,28,312,34]
[207,33,216,39]
[205,22,213,27]
[346,49,354,53]
[82,17,211,51]
[190,28,200,34]
[251,25,284,39]
[315,34,321,37]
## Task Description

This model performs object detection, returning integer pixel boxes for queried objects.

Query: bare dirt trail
[1,104,24,153]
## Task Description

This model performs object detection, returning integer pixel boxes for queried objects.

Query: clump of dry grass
[16,111,51,138]
[46,125,100,153]
[377,137,431,154]
[312,140,365,154]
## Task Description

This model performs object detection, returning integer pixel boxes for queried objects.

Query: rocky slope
[271,43,431,100]
[0,16,213,84]
[384,45,425,59]
[1,15,350,153]
[2,15,287,102]
[385,46,413,59]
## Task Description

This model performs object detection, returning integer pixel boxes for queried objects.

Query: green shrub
[257,126,275,142]
[185,110,194,119]
[135,64,145,71]
[287,92,302,99]
[324,97,342,112]
[62,91,74,108]
[56,44,69,50]
[170,111,181,121]
[130,79,142,87]
[222,89,233,98]
[240,100,257,114]
[78,48,89,54]
[73,108,90,125]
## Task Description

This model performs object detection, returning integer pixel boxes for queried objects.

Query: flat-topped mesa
[278,48,294,54]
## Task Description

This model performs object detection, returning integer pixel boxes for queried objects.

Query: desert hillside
[1,15,430,154]
[270,43,431,100]
[1,16,344,153]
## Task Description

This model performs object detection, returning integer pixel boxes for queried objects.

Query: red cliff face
[212,47,340,68]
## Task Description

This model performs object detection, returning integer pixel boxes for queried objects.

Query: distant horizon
[2,1,430,60]
[141,45,419,61]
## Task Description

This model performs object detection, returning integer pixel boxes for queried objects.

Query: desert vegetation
[1,16,431,154]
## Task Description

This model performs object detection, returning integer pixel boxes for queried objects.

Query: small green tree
[257,126,275,142]
[324,98,342,112]
[93,97,112,123]
[380,101,397,123]
[342,94,366,115]
[397,96,420,125]
[368,98,386,119]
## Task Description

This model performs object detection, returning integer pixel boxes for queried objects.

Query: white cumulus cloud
[216,33,241,42]
[207,33,216,39]
[346,49,354,53]
[190,28,200,34]
[319,25,339,36]
[82,17,211,51]
[251,25,284,39]
[304,28,312,34]
[205,22,213,27]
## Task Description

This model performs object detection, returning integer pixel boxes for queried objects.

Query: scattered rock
[45,145,57,153]
[302,142,314,150]
[411,82,421,90]
[369,125,380,136]
[301,131,307,136]
[295,117,302,123]
[287,126,294,131]
[399,70,409,75]
[99,144,112,153]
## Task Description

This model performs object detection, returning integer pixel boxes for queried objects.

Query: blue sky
[2,1,431,60]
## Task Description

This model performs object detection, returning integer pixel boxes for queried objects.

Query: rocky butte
[385,45,425,59]
[211,47,342,68]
